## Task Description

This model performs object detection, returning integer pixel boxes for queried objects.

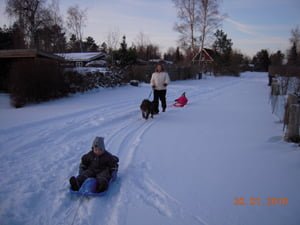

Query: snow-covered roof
[55,52,106,62]
[86,60,107,67]
[149,59,173,64]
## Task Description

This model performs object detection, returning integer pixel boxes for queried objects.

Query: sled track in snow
[0,96,150,225]
[0,77,243,225]
[63,108,157,225]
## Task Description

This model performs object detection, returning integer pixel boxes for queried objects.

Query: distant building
[192,48,215,74]
[0,49,63,62]
[192,48,214,64]
[55,52,107,68]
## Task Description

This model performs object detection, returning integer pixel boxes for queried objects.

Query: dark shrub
[9,58,68,107]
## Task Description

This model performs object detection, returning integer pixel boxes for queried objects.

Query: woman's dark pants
[153,89,167,113]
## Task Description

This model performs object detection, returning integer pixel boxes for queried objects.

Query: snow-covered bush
[64,68,124,93]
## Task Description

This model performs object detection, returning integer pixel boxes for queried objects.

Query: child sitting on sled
[174,92,188,107]
[69,137,119,193]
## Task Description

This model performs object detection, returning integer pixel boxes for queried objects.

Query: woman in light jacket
[150,63,170,113]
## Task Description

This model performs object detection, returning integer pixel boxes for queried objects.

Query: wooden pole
[283,94,298,130]
[271,79,280,96]
[284,103,300,142]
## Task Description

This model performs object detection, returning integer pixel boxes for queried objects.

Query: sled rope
[70,196,84,225]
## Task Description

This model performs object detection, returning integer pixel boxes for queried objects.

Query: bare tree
[106,28,120,51]
[66,5,87,52]
[48,0,63,27]
[106,28,120,66]
[135,31,150,60]
[5,0,50,48]
[173,0,222,64]
[197,0,222,64]
[172,0,199,54]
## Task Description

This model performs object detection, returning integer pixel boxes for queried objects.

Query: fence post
[271,79,280,96]
[283,94,298,129]
[284,102,300,142]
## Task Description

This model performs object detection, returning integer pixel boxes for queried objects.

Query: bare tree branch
[5,0,51,48]
[66,4,87,52]
[106,28,120,51]
[173,0,199,54]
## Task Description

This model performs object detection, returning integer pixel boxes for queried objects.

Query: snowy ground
[0,72,299,225]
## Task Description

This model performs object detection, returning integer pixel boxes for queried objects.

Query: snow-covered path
[0,72,299,225]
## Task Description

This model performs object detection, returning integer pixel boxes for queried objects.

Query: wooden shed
[0,49,64,61]
[0,49,64,91]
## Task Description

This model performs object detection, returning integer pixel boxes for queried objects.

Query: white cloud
[222,16,292,56]
[224,18,259,36]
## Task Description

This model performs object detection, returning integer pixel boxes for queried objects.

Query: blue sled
[70,172,117,197]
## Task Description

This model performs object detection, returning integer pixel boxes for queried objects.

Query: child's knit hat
[92,136,106,150]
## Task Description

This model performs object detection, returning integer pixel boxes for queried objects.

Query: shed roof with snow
[55,52,106,62]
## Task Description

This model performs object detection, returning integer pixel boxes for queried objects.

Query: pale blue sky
[0,0,299,57]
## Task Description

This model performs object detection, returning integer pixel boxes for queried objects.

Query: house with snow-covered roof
[55,51,107,68]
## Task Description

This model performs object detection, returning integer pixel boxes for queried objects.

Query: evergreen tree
[213,29,232,56]
[0,24,25,49]
[114,35,137,67]
[37,24,66,53]
[0,24,25,91]
[287,42,298,66]
[84,36,99,52]
[67,34,80,52]
[0,26,14,49]
[252,49,270,72]
[270,50,284,66]
[212,29,233,74]
[101,42,108,53]
[120,35,127,52]
[163,47,183,63]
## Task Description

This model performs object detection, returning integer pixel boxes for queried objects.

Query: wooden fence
[269,65,300,142]
[123,64,201,82]
[269,65,300,77]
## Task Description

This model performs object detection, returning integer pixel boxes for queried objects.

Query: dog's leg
[142,111,146,119]
[145,111,150,120]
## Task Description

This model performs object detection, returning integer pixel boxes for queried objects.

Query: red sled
[173,92,188,107]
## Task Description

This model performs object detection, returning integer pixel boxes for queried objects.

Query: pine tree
[115,36,137,67]
[287,42,298,66]
[84,36,99,52]
[212,29,233,74]
[252,49,270,72]
[270,51,284,66]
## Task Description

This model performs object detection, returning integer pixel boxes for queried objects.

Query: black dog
[140,99,154,120]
